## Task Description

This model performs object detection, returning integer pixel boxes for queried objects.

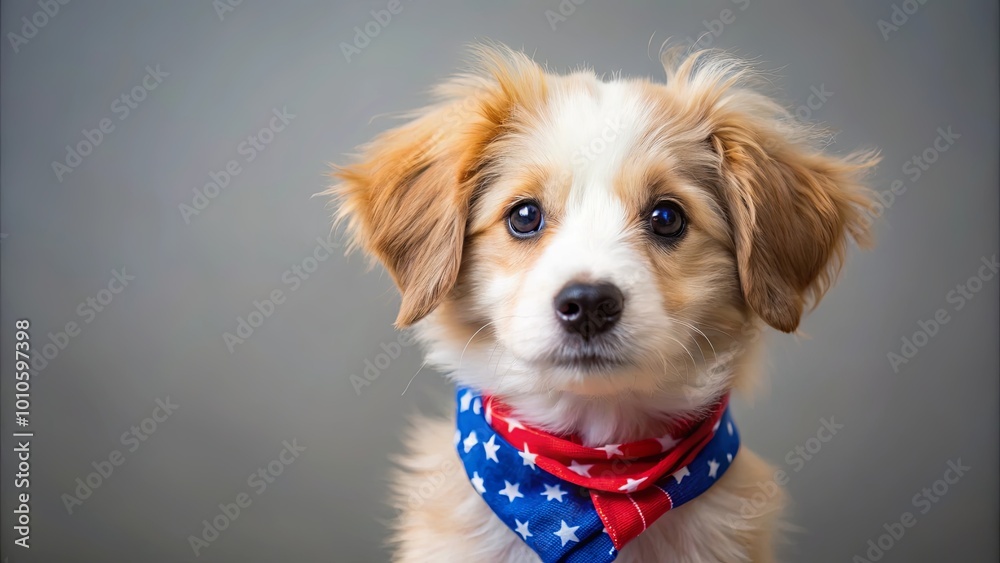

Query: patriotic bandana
[455,387,740,562]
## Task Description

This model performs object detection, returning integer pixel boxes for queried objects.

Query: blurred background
[1,1,997,561]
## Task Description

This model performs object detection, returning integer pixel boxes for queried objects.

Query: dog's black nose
[554,282,624,339]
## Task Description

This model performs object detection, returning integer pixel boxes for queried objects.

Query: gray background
[1,1,997,562]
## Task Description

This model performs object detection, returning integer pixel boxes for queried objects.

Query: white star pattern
[483,434,501,463]
[499,480,524,503]
[618,477,648,493]
[470,472,486,494]
[553,520,580,546]
[514,519,533,540]
[463,431,478,453]
[518,443,538,470]
[708,459,720,478]
[568,460,594,477]
[541,483,567,502]
[505,417,525,432]
[656,434,680,452]
[454,388,742,559]
[596,444,623,459]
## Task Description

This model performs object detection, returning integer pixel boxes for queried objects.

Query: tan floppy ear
[658,50,879,333]
[330,46,547,327]
[709,113,878,332]
[333,111,469,327]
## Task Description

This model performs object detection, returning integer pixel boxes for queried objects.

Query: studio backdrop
[1,1,997,562]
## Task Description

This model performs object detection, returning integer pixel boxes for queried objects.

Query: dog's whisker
[458,321,498,370]
[670,317,718,364]
[661,334,698,384]
[486,340,503,369]
[400,359,428,396]
[669,312,730,341]
[491,344,508,379]
[493,353,520,395]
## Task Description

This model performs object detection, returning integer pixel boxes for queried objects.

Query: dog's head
[331,45,876,405]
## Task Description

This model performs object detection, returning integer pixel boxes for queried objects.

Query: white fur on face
[495,83,679,387]
[419,77,738,420]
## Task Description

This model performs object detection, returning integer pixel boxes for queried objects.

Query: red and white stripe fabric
[484,394,730,548]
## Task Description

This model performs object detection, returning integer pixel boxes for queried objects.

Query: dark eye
[649,201,686,238]
[507,201,543,237]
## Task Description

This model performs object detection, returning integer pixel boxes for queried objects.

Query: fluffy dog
[330,44,876,562]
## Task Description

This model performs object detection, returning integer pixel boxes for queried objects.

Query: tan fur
[330,46,549,327]
[329,44,875,562]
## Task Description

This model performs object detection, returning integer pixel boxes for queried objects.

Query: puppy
[330,44,876,563]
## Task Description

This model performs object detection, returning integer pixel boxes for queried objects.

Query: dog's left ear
[664,53,879,333]
[708,107,878,332]
[331,45,548,327]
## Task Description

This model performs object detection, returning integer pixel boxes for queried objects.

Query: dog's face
[451,76,747,400]
[333,46,875,405]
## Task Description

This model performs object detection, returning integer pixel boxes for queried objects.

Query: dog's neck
[497,348,742,446]
[416,312,754,446]
[431,334,748,446]
[496,393,710,447]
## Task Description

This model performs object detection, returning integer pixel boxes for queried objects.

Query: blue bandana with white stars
[454,387,741,562]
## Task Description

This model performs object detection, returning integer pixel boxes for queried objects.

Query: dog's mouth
[530,328,635,372]
[542,343,631,372]
[548,354,626,371]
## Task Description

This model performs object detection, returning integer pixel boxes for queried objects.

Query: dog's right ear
[329,45,547,327]
[332,103,474,328]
